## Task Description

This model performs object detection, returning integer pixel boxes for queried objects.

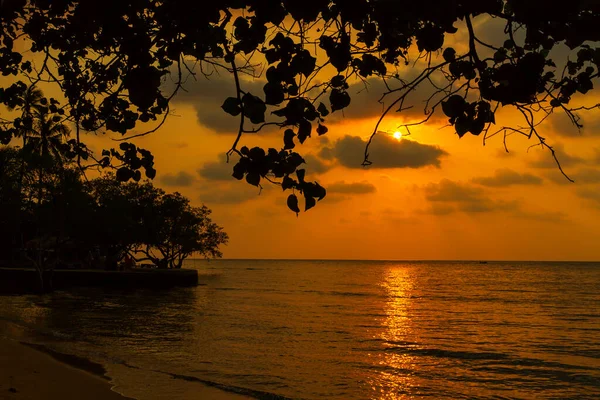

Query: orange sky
[6,15,600,261]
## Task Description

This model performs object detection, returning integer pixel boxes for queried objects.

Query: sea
[0,260,599,399]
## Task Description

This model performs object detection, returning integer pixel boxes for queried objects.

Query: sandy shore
[0,338,132,400]
[0,338,252,400]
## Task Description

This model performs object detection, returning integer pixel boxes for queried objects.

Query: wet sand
[0,338,251,400]
[0,337,132,400]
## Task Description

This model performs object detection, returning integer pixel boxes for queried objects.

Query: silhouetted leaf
[284,129,296,150]
[242,93,266,124]
[246,172,260,186]
[442,95,465,118]
[282,176,295,190]
[305,195,316,211]
[263,82,284,105]
[287,193,300,214]
[145,167,156,180]
[317,123,328,136]
[296,169,305,183]
[330,89,351,112]
[232,162,245,180]
[443,47,456,62]
[297,120,311,144]
[317,102,329,117]
[221,97,241,116]
[116,167,132,181]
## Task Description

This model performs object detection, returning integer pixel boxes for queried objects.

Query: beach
[0,338,251,400]
[0,337,131,400]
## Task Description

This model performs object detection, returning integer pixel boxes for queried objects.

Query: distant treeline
[0,143,227,273]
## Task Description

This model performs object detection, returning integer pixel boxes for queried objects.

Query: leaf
[291,49,317,77]
[116,167,132,181]
[455,116,470,138]
[330,75,346,88]
[297,119,312,144]
[263,82,284,105]
[221,97,241,116]
[317,123,328,136]
[246,172,260,186]
[441,95,466,118]
[232,162,245,180]
[305,195,316,211]
[242,93,266,124]
[330,89,351,112]
[442,47,456,62]
[314,182,326,200]
[470,119,485,136]
[283,129,296,150]
[145,167,156,179]
[317,102,329,117]
[287,193,300,215]
[296,168,306,183]
[282,176,295,190]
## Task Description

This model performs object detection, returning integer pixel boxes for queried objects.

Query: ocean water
[1,260,599,399]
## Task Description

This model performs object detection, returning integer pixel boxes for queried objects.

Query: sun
[393,131,402,140]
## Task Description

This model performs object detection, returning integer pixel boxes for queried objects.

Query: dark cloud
[168,67,444,132]
[303,153,333,175]
[549,111,600,138]
[422,179,569,221]
[329,74,449,123]
[528,143,586,169]
[327,181,377,194]
[197,153,238,181]
[423,179,513,213]
[322,134,447,169]
[510,209,570,223]
[199,183,264,205]
[169,74,277,133]
[546,168,600,185]
[159,171,195,187]
[472,169,543,187]
[576,188,600,209]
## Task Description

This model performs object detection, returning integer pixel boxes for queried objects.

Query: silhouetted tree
[1,1,599,213]
[85,175,228,269]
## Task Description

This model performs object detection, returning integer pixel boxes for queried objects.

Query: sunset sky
[8,15,600,261]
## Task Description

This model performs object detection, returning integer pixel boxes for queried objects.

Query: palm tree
[10,86,45,150]
[25,106,71,204]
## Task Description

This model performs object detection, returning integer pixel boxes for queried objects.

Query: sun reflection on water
[367,266,418,399]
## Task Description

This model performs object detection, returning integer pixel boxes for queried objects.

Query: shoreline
[0,328,256,400]
[0,337,134,400]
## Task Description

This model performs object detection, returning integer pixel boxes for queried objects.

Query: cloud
[199,183,264,205]
[169,73,274,133]
[159,171,195,187]
[422,179,570,221]
[303,153,333,175]
[510,209,570,223]
[528,143,586,169]
[423,179,510,213]
[327,181,377,194]
[546,168,600,185]
[321,134,447,169]
[549,111,600,138]
[168,66,445,132]
[472,168,543,187]
[197,153,238,181]
[326,73,449,124]
[576,188,600,209]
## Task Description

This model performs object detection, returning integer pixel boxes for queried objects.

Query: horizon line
[189,258,600,263]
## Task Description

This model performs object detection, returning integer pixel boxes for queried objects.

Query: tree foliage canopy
[0,146,228,271]
[1,0,599,213]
